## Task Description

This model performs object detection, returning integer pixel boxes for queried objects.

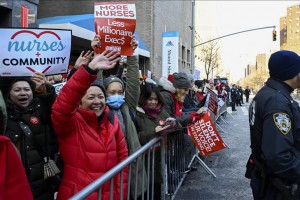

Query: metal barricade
[161,128,189,200]
[69,128,190,200]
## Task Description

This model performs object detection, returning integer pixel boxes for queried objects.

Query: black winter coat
[5,85,58,200]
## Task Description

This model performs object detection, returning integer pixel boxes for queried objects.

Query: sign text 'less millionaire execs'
[94,2,136,56]
[0,29,71,76]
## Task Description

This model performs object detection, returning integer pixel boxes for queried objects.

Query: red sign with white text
[94,2,136,56]
[206,88,218,115]
[188,112,226,156]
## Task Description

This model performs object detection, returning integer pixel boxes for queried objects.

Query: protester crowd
[0,35,247,200]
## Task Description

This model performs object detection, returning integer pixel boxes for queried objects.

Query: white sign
[53,82,66,94]
[162,32,179,77]
[147,70,151,79]
[0,28,71,76]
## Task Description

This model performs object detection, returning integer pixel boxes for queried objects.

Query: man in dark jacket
[248,50,300,200]
[230,84,238,111]
[244,86,251,103]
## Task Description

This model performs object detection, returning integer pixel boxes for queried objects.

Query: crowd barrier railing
[70,127,191,200]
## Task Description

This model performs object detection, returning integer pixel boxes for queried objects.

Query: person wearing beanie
[182,72,201,114]
[101,38,147,199]
[4,73,59,200]
[160,72,204,172]
[52,50,129,200]
[248,50,300,200]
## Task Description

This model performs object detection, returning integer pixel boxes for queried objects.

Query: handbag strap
[18,121,48,161]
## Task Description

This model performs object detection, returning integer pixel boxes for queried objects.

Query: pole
[193,25,276,48]
[191,0,195,73]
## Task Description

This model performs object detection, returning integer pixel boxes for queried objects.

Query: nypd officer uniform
[249,50,300,200]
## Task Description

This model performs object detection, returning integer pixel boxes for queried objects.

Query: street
[176,97,254,200]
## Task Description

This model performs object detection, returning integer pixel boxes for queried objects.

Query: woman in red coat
[52,50,128,200]
[0,135,33,200]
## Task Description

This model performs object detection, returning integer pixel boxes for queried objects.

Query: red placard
[188,112,226,156]
[206,88,218,115]
[94,2,136,56]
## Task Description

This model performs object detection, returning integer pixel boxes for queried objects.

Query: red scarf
[171,93,183,117]
[143,104,162,119]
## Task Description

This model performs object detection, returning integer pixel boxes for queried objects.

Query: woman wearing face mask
[4,73,58,200]
[51,50,128,200]
[101,38,147,199]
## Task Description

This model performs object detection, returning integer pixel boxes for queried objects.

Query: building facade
[37,0,193,78]
[280,3,300,54]
[0,0,39,28]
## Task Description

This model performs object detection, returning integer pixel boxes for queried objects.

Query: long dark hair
[139,82,164,108]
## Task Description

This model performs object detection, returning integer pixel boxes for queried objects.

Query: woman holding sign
[4,73,59,200]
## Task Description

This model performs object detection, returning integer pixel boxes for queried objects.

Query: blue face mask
[106,95,125,109]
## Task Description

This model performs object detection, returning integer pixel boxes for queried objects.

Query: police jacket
[230,87,238,100]
[249,77,300,182]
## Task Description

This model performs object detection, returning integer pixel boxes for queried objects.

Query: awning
[37,14,150,57]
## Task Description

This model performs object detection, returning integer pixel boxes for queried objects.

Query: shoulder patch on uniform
[273,113,291,135]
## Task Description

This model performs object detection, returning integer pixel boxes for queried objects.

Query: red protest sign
[94,2,136,56]
[206,88,218,115]
[188,112,226,156]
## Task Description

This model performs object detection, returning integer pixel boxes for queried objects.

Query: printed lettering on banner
[206,88,218,115]
[53,82,66,94]
[188,112,226,156]
[94,2,136,56]
[0,28,71,76]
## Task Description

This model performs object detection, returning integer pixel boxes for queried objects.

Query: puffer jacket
[52,66,128,200]
[0,90,7,134]
[0,135,33,200]
[5,84,57,200]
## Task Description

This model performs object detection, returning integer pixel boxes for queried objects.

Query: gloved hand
[190,112,204,122]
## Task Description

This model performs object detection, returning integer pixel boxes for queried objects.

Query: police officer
[248,50,300,200]
[230,84,238,111]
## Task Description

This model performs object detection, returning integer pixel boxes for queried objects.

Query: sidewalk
[176,100,253,200]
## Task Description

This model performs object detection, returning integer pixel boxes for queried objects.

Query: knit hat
[103,75,124,90]
[167,74,174,83]
[268,50,300,81]
[172,72,192,89]
[158,76,176,93]
[91,80,106,98]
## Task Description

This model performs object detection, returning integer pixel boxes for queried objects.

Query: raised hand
[88,50,120,71]
[130,35,138,51]
[91,35,101,49]
[74,50,94,69]
[31,72,47,94]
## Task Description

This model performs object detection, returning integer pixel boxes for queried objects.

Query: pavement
[176,97,254,200]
